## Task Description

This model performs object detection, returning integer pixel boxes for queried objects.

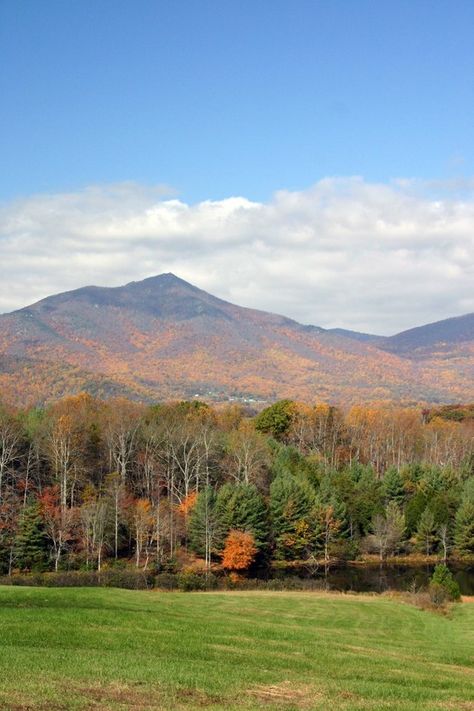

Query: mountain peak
[127,272,185,286]
[2,274,473,406]
[123,272,208,296]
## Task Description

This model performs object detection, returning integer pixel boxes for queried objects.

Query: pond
[271,563,474,595]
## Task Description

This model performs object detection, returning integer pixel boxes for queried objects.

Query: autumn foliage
[222,530,257,571]
[178,492,198,516]
[1,274,473,408]
[0,394,473,575]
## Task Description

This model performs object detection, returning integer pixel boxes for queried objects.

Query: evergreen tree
[382,467,405,504]
[188,486,218,558]
[270,474,316,559]
[271,444,320,484]
[429,564,461,602]
[318,471,334,504]
[214,483,268,553]
[213,482,235,541]
[400,463,426,487]
[14,501,48,571]
[405,490,428,537]
[454,500,474,556]
[461,478,474,504]
[351,467,383,536]
[416,507,437,555]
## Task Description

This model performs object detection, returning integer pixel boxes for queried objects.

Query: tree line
[0,394,473,575]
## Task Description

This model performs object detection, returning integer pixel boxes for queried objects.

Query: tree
[215,483,268,553]
[382,467,405,504]
[270,474,316,559]
[14,501,48,571]
[43,412,81,511]
[39,486,75,571]
[454,500,474,557]
[372,501,405,561]
[404,490,428,537]
[437,523,450,563]
[189,486,218,569]
[226,422,270,486]
[105,472,126,560]
[429,564,461,602]
[255,400,295,440]
[222,530,257,572]
[130,498,155,569]
[0,487,21,574]
[315,502,342,566]
[350,465,383,537]
[80,492,110,571]
[416,507,437,556]
[104,399,142,484]
[288,403,344,467]
[0,410,21,502]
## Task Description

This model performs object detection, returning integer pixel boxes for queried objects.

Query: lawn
[0,587,472,710]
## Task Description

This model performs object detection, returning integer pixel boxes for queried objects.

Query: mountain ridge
[1,273,473,406]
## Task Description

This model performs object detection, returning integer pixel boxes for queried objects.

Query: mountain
[325,328,379,343]
[0,273,473,406]
[380,313,474,356]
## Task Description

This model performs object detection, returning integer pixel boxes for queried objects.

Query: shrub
[176,572,219,591]
[428,582,448,607]
[154,572,178,590]
[429,564,461,602]
[0,569,154,589]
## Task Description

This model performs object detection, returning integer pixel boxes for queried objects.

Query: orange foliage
[178,491,198,516]
[1,279,473,408]
[222,530,257,571]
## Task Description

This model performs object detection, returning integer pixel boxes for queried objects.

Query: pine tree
[454,500,474,557]
[351,467,383,536]
[270,474,316,559]
[382,467,405,504]
[14,501,48,571]
[429,564,461,602]
[416,507,437,555]
[214,483,268,553]
[405,490,428,537]
[271,444,317,482]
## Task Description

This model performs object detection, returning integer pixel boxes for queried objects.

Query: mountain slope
[380,313,474,356]
[0,274,472,406]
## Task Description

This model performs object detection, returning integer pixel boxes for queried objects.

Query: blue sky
[2,0,474,203]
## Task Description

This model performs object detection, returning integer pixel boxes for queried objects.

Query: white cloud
[1,178,473,335]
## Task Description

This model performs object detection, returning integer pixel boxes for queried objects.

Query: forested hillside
[1,273,473,405]
[0,394,473,576]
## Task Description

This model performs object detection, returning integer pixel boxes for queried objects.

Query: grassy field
[0,587,472,711]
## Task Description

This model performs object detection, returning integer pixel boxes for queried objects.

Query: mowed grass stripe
[0,587,472,710]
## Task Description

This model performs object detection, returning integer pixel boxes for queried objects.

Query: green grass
[0,587,472,711]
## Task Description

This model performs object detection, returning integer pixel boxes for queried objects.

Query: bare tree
[438,523,450,563]
[44,414,82,511]
[40,487,76,571]
[226,423,269,486]
[105,400,142,484]
[80,495,109,571]
[131,499,155,569]
[0,412,21,502]
[372,502,405,561]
